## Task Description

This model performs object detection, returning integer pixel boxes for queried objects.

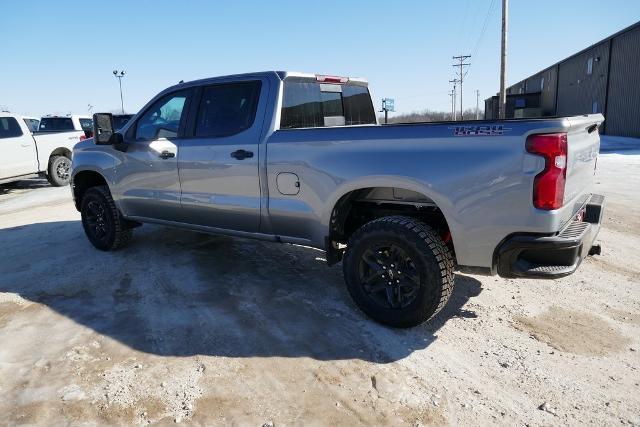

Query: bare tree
[380,108,482,124]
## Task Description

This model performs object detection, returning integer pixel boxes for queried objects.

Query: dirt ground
[1,152,639,426]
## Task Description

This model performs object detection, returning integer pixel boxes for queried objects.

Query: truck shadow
[0,178,50,195]
[0,220,482,363]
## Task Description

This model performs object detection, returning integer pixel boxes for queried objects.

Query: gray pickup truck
[71,71,605,327]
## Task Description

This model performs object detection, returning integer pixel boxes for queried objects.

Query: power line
[461,0,499,80]
[461,0,488,55]
[456,0,472,52]
[470,0,498,59]
[453,55,471,120]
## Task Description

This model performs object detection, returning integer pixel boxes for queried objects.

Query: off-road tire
[80,185,132,251]
[343,215,455,328]
[46,155,72,187]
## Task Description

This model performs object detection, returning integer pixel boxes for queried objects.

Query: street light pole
[113,70,126,114]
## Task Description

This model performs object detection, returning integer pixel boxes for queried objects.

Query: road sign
[382,98,395,112]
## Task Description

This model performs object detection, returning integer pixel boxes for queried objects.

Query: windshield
[39,117,74,132]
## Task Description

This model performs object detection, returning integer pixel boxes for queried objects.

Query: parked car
[71,71,605,327]
[112,114,134,130]
[0,112,84,186]
[38,114,93,137]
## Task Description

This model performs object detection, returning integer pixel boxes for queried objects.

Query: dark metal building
[485,21,640,137]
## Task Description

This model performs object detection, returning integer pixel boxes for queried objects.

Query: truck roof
[0,112,37,120]
[168,71,369,92]
[41,114,91,119]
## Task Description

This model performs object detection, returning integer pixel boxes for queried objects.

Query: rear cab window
[0,117,24,138]
[39,117,74,132]
[280,78,376,129]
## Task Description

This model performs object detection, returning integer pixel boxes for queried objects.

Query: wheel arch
[49,146,72,160]
[322,177,458,265]
[72,169,109,211]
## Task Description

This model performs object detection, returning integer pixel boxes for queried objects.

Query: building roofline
[488,19,640,100]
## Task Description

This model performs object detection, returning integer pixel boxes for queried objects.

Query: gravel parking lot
[1,150,639,426]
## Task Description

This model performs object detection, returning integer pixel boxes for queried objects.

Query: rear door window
[0,117,23,138]
[39,117,74,131]
[280,81,376,129]
[194,81,262,138]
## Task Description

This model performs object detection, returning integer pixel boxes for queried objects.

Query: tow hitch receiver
[589,244,602,256]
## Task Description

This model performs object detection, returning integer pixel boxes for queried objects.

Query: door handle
[159,150,175,159]
[230,149,254,160]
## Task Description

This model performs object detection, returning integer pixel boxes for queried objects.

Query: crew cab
[38,114,93,136]
[0,112,87,186]
[71,71,605,327]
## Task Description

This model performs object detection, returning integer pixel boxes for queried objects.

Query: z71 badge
[450,125,511,136]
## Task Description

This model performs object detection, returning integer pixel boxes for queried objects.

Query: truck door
[114,89,192,221]
[0,116,38,179]
[178,80,266,232]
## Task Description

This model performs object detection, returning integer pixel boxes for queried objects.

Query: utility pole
[498,0,508,119]
[476,90,480,120]
[113,70,126,114]
[453,55,471,120]
[449,79,459,121]
[449,89,455,120]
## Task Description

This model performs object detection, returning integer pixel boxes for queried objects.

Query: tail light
[526,133,568,210]
[80,134,87,141]
[316,75,349,84]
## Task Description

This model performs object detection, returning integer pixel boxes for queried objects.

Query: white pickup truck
[0,113,90,186]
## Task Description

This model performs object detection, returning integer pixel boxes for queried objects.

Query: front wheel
[343,216,455,328]
[47,155,71,187]
[80,186,132,251]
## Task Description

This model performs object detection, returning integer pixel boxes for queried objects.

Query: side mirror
[93,113,125,149]
[93,113,114,144]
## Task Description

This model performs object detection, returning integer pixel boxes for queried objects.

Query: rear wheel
[343,215,455,328]
[80,186,132,250]
[47,155,71,186]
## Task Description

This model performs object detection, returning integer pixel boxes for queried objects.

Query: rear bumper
[495,194,604,279]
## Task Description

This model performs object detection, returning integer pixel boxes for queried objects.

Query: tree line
[379,108,483,123]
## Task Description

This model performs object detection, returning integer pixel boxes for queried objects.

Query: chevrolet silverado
[1,112,88,186]
[71,71,605,327]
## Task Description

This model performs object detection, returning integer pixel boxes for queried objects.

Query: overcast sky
[2,0,639,117]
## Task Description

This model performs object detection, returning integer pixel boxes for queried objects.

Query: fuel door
[276,172,300,195]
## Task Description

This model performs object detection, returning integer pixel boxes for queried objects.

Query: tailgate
[563,114,604,210]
